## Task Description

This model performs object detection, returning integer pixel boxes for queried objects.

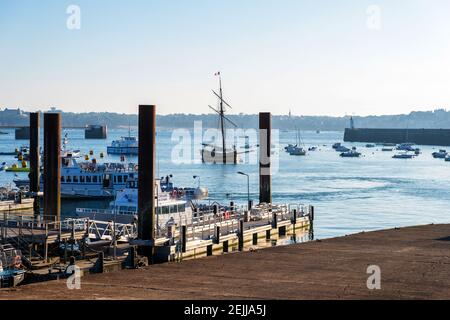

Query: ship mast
[218,74,226,163]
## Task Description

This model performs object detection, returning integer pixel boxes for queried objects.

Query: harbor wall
[344,128,450,146]
[85,125,107,139]
[15,127,30,140]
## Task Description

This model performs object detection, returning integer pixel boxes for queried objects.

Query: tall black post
[29,112,40,217]
[259,112,272,204]
[138,105,156,261]
[43,113,61,221]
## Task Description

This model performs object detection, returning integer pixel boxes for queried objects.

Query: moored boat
[392,152,415,159]
[432,149,447,159]
[340,150,361,158]
[107,136,139,155]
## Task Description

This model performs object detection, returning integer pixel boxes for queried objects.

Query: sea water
[1,128,449,240]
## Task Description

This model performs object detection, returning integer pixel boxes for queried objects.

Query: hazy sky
[1,0,450,116]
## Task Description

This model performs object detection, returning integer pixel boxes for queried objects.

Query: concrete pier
[2,224,450,299]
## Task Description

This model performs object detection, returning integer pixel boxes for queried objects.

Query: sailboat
[201,72,243,164]
[288,128,306,156]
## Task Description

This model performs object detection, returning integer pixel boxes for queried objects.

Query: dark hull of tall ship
[344,128,450,146]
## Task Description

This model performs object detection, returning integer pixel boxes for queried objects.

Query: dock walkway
[1,223,449,299]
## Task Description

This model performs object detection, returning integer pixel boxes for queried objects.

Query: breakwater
[344,128,450,146]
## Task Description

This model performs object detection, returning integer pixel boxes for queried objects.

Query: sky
[1,0,450,116]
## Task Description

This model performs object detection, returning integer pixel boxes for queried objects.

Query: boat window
[93,176,98,183]
[73,176,79,183]
[61,176,65,183]
[161,206,170,214]
[124,175,128,182]
[80,176,85,183]
[86,176,91,183]
[119,206,128,212]
[178,204,185,212]
[118,175,123,183]
[113,176,117,183]
[169,205,177,213]
[66,176,72,183]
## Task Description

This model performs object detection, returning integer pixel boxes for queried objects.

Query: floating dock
[1,223,449,299]
[344,128,450,146]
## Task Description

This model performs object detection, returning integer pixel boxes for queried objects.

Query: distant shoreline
[1,108,450,131]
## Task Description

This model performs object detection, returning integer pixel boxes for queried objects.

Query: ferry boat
[107,136,139,155]
[76,178,196,226]
[14,155,138,198]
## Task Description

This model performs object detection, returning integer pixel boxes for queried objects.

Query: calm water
[1,128,449,240]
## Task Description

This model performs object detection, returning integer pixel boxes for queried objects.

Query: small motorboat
[392,152,414,159]
[382,148,393,152]
[396,143,415,151]
[365,144,375,148]
[335,145,350,152]
[432,150,447,159]
[308,146,317,151]
[332,142,342,149]
[445,156,450,162]
[340,150,361,158]
[5,162,29,173]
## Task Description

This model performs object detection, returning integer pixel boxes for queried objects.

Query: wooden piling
[181,225,187,253]
[238,219,244,251]
[137,105,156,261]
[272,212,277,229]
[29,112,40,217]
[215,226,221,244]
[259,112,272,204]
[43,113,61,220]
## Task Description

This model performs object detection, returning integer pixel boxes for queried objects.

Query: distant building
[2,107,23,116]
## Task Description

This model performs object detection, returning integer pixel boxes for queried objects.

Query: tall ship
[201,72,246,164]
